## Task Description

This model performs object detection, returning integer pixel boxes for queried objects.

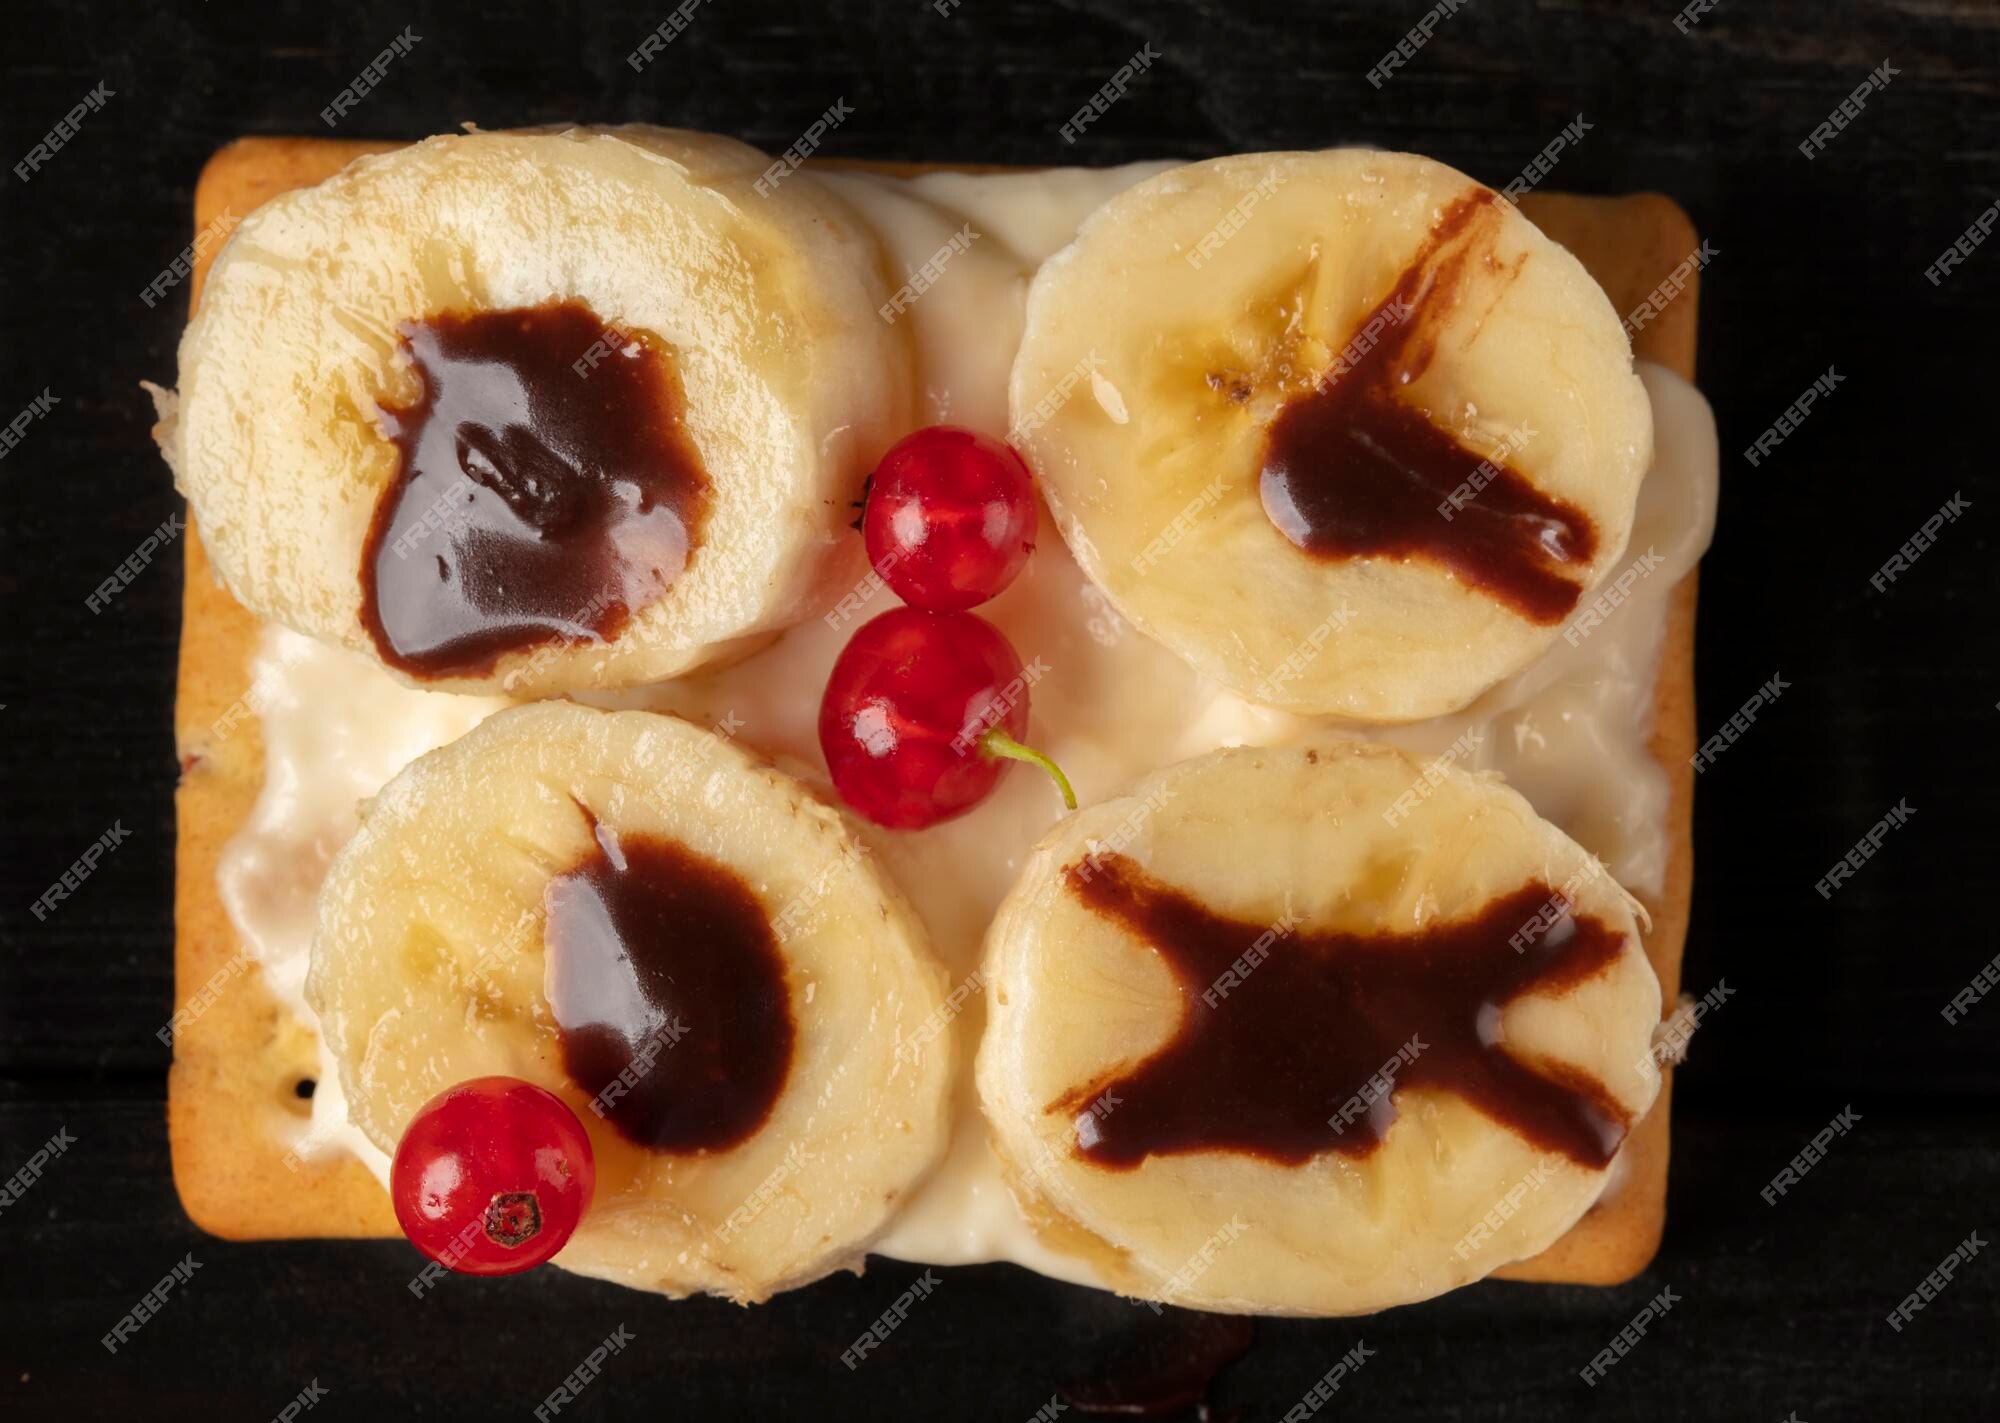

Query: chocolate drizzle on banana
[360,301,710,678]
[1258,189,1598,623]
[544,803,794,1154]
[1053,851,1632,1170]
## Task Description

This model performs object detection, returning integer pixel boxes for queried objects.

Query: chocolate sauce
[544,809,793,1153]
[1257,191,1597,623]
[1056,854,1631,1170]
[360,301,709,678]
[1062,1311,1253,1419]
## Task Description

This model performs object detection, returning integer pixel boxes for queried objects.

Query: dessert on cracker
[156,127,1715,1311]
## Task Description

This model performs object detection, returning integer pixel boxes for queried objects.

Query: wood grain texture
[9,1085,1997,1419]
[5,1,1997,1417]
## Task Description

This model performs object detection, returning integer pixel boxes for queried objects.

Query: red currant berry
[863,425,1036,612]
[818,607,1075,830]
[391,1076,595,1275]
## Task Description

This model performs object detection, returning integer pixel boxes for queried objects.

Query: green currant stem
[980,728,1078,811]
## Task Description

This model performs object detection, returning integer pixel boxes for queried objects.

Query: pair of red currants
[820,425,1071,830]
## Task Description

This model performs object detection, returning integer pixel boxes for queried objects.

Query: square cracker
[167,139,1702,1283]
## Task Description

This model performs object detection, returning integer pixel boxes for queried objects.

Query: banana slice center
[1050,852,1633,1171]
[1253,190,1597,623]
[360,300,710,678]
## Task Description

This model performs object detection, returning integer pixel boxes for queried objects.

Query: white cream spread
[214,160,1718,1292]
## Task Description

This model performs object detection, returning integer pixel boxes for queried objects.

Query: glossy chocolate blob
[361,302,708,677]
[545,809,794,1154]
[1056,853,1632,1171]
[1258,191,1598,623]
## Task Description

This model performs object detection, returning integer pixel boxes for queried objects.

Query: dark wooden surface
[3,0,1997,1417]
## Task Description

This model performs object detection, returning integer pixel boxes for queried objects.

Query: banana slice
[305,701,953,1301]
[976,740,1660,1316]
[157,126,908,694]
[1009,150,1652,722]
